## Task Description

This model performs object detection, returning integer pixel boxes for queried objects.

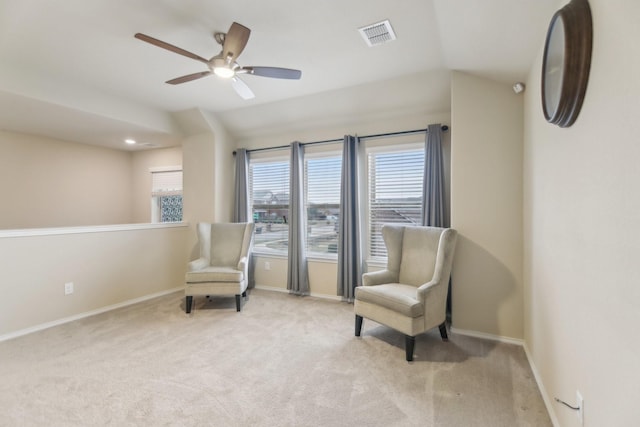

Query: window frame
[303,146,343,260]
[248,151,291,257]
[150,166,183,223]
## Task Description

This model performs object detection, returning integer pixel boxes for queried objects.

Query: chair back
[398,226,444,286]
[382,225,450,287]
[197,222,254,267]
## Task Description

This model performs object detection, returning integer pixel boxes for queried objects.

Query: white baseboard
[254,284,289,294]
[523,343,561,427]
[450,326,524,346]
[0,287,184,343]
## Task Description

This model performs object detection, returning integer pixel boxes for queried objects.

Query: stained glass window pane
[160,195,183,222]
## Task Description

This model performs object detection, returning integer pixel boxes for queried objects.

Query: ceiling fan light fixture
[213,66,235,78]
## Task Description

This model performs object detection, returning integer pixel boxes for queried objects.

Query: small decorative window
[151,167,183,223]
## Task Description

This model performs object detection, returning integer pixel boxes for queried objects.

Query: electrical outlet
[64,282,74,295]
[264,262,271,271]
[576,391,584,426]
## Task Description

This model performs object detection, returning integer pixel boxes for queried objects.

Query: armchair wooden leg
[405,335,415,362]
[355,315,363,336]
[185,296,193,314]
[235,294,242,312]
[438,322,449,341]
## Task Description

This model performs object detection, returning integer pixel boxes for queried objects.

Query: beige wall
[450,71,524,340]
[0,130,184,228]
[0,130,132,228]
[130,146,183,223]
[0,133,190,339]
[181,112,235,228]
[0,224,189,337]
[182,132,217,228]
[181,109,236,260]
[523,0,640,425]
[206,111,235,223]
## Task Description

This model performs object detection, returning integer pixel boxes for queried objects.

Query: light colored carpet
[0,289,551,426]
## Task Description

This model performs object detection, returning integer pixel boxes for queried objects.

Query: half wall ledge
[0,222,189,239]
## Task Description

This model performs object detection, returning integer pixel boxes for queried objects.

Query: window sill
[251,251,288,260]
[0,222,189,239]
[307,256,338,264]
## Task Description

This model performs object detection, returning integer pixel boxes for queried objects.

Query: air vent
[140,142,158,148]
[358,19,396,47]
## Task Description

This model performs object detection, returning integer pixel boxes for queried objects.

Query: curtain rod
[233,125,449,155]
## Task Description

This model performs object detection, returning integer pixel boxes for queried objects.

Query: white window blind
[304,151,342,257]
[367,145,424,260]
[151,170,183,196]
[249,156,290,255]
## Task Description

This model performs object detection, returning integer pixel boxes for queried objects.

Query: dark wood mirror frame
[541,0,593,127]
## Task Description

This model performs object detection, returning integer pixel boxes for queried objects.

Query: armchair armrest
[416,271,446,299]
[417,276,449,326]
[417,279,436,297]
[362,269,398,286]
[237,256,248,273]
[188,257,209,272]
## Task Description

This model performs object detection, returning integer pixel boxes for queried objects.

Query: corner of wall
[450,71,524,340]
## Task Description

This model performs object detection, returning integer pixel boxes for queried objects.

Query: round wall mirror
[541,0,593,127]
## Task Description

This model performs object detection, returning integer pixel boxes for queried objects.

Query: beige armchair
[355,225,457,361]
[185,222,254,313]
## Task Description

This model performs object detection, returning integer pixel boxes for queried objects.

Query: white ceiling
[0,0,560,150]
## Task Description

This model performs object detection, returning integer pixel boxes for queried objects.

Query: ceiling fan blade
[223,22,250,63]
[231,76,255,100]
[166,71,212,85]
[135,33,209,64]
[240,66,302,80]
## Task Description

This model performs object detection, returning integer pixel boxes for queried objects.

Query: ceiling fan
[135,22,302,100]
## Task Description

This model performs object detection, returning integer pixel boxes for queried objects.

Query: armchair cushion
[185,266,244,283]
[187,257,209,272]
[355,284,423,317]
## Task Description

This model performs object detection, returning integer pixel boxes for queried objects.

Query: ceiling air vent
[358,19,396,47]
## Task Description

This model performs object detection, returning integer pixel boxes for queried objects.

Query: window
[304,149,342,258]
[366,143,424,260]
[151,167,183,223]
[249,154,290,255]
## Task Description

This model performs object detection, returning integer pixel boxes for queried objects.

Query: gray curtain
[422,124,452,316]
[233,149,249,223]
[337,135,362,302]
[422,124,445,227]
[287,142,309,295]
[232,148,255,288]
